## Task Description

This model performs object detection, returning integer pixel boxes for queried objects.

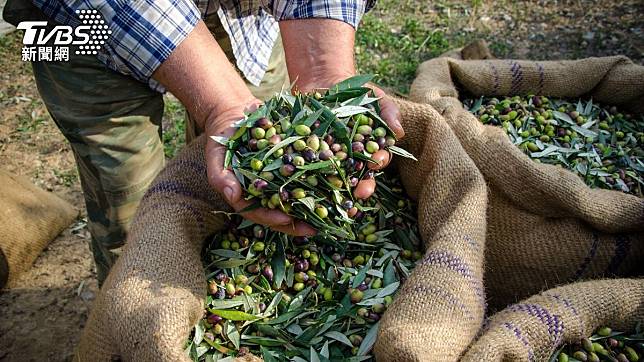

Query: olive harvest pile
[464,96,643,197]
[185,173,423,361]
[211,75,416,241]
[551,326,643,362]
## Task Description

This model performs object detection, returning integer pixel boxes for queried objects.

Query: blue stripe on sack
[502,322,535,362]
[507,303,564,345]
[572,233,600,280]
[606,235,631,275]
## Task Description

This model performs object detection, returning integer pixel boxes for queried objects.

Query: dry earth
[0,1,642,361]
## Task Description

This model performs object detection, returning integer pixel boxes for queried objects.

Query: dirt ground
[0,1,642,361]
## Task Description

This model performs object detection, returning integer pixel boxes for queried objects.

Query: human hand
[205,98,317,236]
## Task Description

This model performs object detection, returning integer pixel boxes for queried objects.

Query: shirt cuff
[271,0,371,29]
[101,0,201,84]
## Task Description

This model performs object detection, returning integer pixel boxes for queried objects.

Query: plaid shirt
[31,0,372,90]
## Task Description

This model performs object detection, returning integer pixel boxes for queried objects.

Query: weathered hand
[295,77,404,199]
[205,99,316,236]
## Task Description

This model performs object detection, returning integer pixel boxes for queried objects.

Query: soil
[0,1,642,361]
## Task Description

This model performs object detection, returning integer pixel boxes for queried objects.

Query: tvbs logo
[18,9,111,61]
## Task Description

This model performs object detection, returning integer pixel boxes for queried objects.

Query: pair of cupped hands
[206,79,404,237]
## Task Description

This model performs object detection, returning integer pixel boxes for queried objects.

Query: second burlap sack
[74,98,494,361]
[0,169,77,288]
[410,46,644,309]
[462,278,644,362]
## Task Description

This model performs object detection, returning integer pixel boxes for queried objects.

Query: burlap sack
[75,98,492,361]
[0,169,77,288]
[409,45,644,309]
[461,278,644,361]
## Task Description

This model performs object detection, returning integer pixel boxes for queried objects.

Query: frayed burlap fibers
[0,169,77,288]
[409,43,644,310]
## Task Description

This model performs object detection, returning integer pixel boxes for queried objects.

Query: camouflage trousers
[31,14,288,285]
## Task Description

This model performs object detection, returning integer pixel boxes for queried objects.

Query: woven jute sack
[0,169,77,288]
[461,278,644,361]
[74,98,491,361]
[409,43,644,309]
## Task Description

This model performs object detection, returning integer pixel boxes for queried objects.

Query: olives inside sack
[464,96,643,197]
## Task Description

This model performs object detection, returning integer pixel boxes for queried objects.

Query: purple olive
[253,179,268,190]
[280,164,295,177]
[207,314,223,324]
[302,149,318,162]
[352,142,365,152]
[282,154,293,164]
[293,236,308,245]
[342,200,354,209]
[376,137,387,149]
[279,190,290,202]
[255,117,273,129]
[262,265,274,281]
[248,138,258,151]
[319,149,334,161]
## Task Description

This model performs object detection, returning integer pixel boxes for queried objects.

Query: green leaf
[271,236,286,287]
[310,346,321,362]
[209,299,246,310]
[376,281,400,298]
[213,259,250,269]
[242,336,287,347]
[193,320,205,345]
[263,136,303,161]
[261,292,283,317]
[352,258,372,288]
[208,309,259,321]
[383,261,396,286]
[261,346,278,362]
[328,74,375,94]
[210,249,245,259]
[323,88,371,103]
[226,321,241,349]
[388,145,418,161]
[357,321,380,356]
[324,331,354,347]
[333,106,370,118]
[210,135,229,146]
[298,196,316,212]
[357,297,385,306]
[320,341,330,358]
[262,158,283,172]
[297,159,335,171]
[289,286,312,312]
[553,111,575,125]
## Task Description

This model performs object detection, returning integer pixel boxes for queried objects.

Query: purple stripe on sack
[509,60,524,95]
[421,250,485,303]
[508,303,564,344]
[606,235,631,275]
[421,250,473,278]
[486,60,500,94]
[411,284,475,320]
[464,235,480,251]
[545,293,585,333]
[536,62,545,95]
[573,233,600,280]
[502,322,535,362]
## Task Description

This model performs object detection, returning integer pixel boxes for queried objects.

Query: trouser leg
[31,54,165,285]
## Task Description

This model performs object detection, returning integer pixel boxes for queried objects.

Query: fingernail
[224,187,234,202]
